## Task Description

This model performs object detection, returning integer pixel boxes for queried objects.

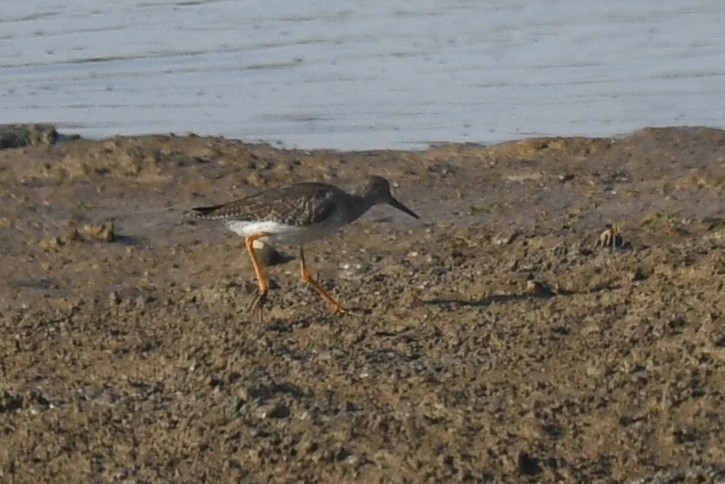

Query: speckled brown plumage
[193,182,343,227]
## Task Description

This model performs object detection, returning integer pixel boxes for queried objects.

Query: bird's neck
[344,193,374,223]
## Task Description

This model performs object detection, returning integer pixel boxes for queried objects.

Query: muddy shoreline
[1,125,723,482]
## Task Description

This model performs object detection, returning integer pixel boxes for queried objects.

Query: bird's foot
[332,303,365,317]
[247,290,268,323]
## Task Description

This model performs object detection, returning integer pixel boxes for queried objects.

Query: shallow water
[2,1,725,150]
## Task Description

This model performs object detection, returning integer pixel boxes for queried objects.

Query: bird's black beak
[389,196,419,219]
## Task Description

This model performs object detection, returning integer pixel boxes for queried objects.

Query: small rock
[109,291,121,305]
[526,280,555,298]
[595,224,625,249]
[0,124,57,149]
[39,237,64,251]
[629,267,647,282]
[494,229,520,246]
[586,365,602,377]
[64,226,82,243]
[558,173,575,182]
[81,222,115,242]
[260,403,290,419]
[518,452,542,476]
[580,322,600,336]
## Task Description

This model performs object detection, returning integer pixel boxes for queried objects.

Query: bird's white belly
[225,220,340,245]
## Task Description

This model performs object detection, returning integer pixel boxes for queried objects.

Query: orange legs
[244,233,269,323]
[243,236,346,322]
[299,248,346,314]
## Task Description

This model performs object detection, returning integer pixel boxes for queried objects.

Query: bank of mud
[0,125,723,481]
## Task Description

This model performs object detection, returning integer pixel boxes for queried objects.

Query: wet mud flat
[0,125,724,482]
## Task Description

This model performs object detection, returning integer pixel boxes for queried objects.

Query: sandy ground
[0,124,724,482]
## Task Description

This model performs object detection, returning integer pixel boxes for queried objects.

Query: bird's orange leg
[299,248,346,314]
[244,233,269,323]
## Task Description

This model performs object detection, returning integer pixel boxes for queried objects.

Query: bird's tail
[191,204,225,219]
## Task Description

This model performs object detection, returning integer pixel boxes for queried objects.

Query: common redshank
[193,175,419,322]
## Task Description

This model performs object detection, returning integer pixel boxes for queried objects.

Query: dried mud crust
[0,127,724,482]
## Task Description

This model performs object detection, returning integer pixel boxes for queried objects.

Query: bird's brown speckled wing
[193,182,343,227]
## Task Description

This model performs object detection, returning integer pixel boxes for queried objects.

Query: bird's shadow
[113,234,146,246]
[267,251,297,266]
[264,306,370,332]
[422,291,563,308]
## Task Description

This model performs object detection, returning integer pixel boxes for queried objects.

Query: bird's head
[357,175,419,219]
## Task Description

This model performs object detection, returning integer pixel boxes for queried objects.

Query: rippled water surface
[2,1,725,149]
